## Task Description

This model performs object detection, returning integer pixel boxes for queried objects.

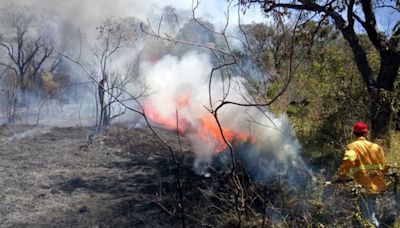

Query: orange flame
[144,103,190,134]
[144,95,252,153]
[198,115,251,152]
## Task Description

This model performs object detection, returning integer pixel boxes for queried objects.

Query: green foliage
[291,40,372,170]
[240,22,383,172]
[393,73,400,131]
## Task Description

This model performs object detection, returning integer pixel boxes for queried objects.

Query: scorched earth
[0,123,192,227]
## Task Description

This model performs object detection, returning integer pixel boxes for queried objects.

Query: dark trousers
[360,194,380,227]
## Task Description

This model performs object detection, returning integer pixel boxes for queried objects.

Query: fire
[198,115,252,152]
[144,93,193,134]
[144,103,190,134]
[176,92,192,109]
[144,102,252,153]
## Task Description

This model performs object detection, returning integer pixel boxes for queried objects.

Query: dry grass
[389,131,400,166]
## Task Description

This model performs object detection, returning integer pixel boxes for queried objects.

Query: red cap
[353,122,368,133]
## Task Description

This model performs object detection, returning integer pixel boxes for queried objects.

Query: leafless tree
[0,69,18,123]
[0,5,57,106]
[92,17,145,130]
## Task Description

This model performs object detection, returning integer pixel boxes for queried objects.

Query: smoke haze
[0,0,312,185]
[0,0,263,41]
[140,51,313,184]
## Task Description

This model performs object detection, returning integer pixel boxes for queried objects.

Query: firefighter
[336,122,387,227]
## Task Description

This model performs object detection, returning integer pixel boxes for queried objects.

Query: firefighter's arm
[337,160,354,180]
[334,149,356,183]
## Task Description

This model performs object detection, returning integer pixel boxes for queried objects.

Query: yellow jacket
[339,137,387,194]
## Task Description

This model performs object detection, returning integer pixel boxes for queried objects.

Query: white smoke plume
[141,52,211,120]
[140,51,314,185]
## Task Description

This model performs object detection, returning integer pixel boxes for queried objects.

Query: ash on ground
[0,123,193,227]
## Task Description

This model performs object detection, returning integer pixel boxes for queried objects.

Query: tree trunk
[102,106,110,128]
[369,51,400,147]
[97,82,105,131]
[19,76,29,107]
[97,80,110,130]
[370,90,392,148]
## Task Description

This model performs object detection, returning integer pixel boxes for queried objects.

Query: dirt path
[0,124,184,228]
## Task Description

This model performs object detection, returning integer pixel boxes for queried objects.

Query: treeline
[0,5,145,128]
[239,21,399,168]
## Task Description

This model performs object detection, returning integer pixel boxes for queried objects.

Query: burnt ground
[0,123,398,228]
[0,123,196,228]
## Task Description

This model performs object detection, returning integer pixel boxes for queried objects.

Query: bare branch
[60,53,179,159]
[389,21,400,49]
[141,22,234,56]
[0,62,18,76]
[359,0,387,51]
[347,0,356,28]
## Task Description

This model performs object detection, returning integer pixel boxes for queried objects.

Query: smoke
[0,0,263,42]
[0,1,186,39]
[9,126,51,140]
[229,111,314,187]
[140,51,314,185]
[0,1,145,126]
[0,0,313,185]
[141,52,211,119]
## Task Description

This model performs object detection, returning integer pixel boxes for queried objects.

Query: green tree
[242,0,400,146]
